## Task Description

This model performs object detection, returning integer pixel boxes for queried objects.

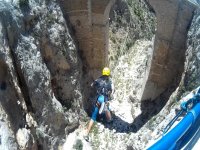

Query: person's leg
[105,104,112,122]
[105,110,112,121]
[85,107,98,135]
[85,119,94,135]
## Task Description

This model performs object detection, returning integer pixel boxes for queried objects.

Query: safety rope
[163,91,200,135]
[162,109,184,135]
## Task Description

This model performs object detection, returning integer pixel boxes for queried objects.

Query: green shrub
[91,122,98,136]
[73,139,83,150]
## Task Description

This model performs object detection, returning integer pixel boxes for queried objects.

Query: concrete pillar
[61,0,115,79]
[141,0,197,100]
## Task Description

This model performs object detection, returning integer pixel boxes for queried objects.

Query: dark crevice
[0,5,34,113]
[58,1,91,113]
[144,0,156,14]
[0,81,7,90]
[6,33,34,114]
[0,60,8,90]
[39,37,73,109]
[10,50,34,113]
[0,60,26,132]
[50,77,72,109]
[6,33,40,148]
[100,82,180,134]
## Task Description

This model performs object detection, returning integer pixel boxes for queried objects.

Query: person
[84,67,114,141]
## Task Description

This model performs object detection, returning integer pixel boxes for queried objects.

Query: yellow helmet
[102,67,110,76]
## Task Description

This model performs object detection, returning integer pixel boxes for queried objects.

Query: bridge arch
[60,0,198,104]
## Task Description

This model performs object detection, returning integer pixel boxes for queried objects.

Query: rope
[163,93,200,135]
[162,109,184,135]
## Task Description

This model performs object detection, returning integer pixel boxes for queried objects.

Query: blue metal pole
[147,103,200,150]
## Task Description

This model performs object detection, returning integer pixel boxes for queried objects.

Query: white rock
[16,128,32,150]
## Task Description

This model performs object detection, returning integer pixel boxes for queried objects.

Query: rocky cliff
[109,0,155,67]
[136,8,200,149]
[0,0,200,150]
[0,0,83,149]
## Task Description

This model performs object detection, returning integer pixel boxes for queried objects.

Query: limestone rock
[16,128,34,150]
[0,107,18,150]
[0,0,82,149]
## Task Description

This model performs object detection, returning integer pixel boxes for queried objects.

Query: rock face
[109,0,156,67]
[0,107,18,150]
[0,0,83,149]
[62,39,153,150]
[16,128,35,150]
[1,0,200,149]
[181,9,200,92]
[104,8,200,150]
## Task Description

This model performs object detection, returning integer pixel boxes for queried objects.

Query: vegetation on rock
[18,0,29,8]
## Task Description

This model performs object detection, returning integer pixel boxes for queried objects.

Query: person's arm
[91,78,100,87]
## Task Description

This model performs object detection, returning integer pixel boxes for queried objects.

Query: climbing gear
[102,67,110,76]
[97,78,112,96]
[99,102,105,114]
[98,95,104,103]
[94,77,112,97]
[91,73,112,98]
[149,87,200,149]
[162,109,184,135]
[148,102,200,149]
[95,95,105,114]
[95,95,104,108]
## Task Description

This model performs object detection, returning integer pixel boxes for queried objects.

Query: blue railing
[147,89,200,150]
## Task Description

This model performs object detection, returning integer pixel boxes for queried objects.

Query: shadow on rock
[130,85,177,133]
[98,113,136,133]
[99,85,177,133]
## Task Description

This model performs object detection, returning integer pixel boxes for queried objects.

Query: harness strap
[96,101,101,109]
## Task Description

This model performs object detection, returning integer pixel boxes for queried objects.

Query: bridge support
[141,0,197,100]
[60,0,115,111]
[61,0,115,79]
